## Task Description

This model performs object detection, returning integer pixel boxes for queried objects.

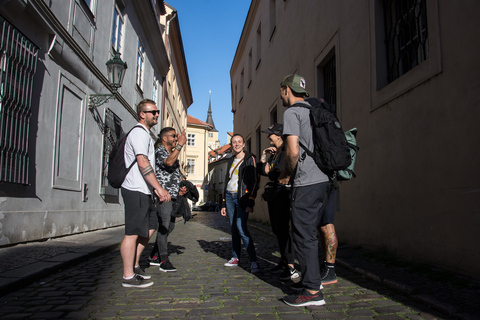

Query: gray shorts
[121,188,153,237]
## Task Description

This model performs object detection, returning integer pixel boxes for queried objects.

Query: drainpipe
[161,11,177,126]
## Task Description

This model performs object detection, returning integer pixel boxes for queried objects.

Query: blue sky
[166,0,251,146]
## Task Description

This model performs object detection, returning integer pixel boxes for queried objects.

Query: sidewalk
[0,212,478,319]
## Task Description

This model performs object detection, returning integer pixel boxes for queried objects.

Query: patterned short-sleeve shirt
[155,145,181,199]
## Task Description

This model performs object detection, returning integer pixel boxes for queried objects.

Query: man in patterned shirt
[147,127,187,272]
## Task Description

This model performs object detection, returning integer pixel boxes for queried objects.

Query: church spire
[205,90,218,132]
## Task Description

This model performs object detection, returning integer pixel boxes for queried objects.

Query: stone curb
[247,221,468,320]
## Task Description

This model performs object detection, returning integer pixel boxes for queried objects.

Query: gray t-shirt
[282,101,329,187]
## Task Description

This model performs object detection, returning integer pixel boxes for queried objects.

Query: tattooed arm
[137,154,171,203]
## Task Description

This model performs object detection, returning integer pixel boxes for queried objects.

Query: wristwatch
[175,144,183,151]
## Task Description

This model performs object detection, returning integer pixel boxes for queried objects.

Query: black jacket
[222,152,259,209]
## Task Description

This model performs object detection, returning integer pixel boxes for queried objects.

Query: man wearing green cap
[278,74,330,307]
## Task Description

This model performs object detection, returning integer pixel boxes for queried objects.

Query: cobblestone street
[0,212,464,319]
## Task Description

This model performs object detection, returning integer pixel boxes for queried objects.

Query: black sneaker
[148,256,161,266]
[159,260,177,272]
[282,289,325,307]
[321,266,337,285]
[122,275,154,288]
[279,265,300,281]
[134,266,151,280]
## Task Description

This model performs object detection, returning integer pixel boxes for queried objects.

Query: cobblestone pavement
[0,212,473,319]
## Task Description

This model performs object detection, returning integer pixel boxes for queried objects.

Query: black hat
[262,123,283,136]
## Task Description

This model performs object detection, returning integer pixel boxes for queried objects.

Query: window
[269,0,276,40]
[0,17,39,185]
[101,108,122,198]
[208,132,213,138]
[187,133,196,146]
[323,55,337,107]
[248,49,252,88]
[111,5,124,54]
[316,49,337,108]
[219,168,223,183]
[239,69,244,103]
[152,75,158,103]
[256,127,261,159]
[186,159,195,175]
[270,106,277,124]
[383,0,428,83]
[136,39,145,90]
[256,23,262,69]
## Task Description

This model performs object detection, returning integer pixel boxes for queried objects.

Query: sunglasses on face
[143,110,160,115]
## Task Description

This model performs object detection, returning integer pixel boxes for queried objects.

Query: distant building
[231,0,480,280]
[185,115,212,203]
[207,144,232,204]
[205,91,220,151]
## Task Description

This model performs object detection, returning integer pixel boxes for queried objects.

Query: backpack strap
[125,125,149,170]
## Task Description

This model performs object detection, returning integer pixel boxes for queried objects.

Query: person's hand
[178,186,187,196]
[177,128,187,146]
[246,207,253,213]
[277,171,291,185]
[155,187,171,203]
[220,207,227,216]
[261,147,277,163]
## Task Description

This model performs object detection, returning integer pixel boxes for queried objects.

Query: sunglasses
[143,110,160,115]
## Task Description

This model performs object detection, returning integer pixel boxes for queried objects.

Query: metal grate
[384,0,429,83]
[323,55,337,108]
[0,16,38,185]
[101,108,122,197]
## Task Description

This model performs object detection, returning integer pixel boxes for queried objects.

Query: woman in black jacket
[220,133,260,273]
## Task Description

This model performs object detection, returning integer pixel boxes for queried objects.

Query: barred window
[384,0,429,83]
[323,55,337,107]
[0,17,39,185]
[101,108,122,198]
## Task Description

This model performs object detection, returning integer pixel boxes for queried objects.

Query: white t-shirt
[121,124,155,195]
[227,158,242,192]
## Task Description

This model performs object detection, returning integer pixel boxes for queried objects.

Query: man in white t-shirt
[120,99,171,288]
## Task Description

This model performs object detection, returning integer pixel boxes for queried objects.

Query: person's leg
[121,188,151,280]
[235,199,257,263]
[290,182,329,293]
[121,234,138,278]
[318,187,337,284]
[225,192,241,260]
[155,201,173,262]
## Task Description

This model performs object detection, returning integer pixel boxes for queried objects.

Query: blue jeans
[225,192,257,262]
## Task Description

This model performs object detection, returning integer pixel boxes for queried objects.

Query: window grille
[0,16,39,185]
[384,0,429,83]
[323,55,337,107]
[187,133,195,146]
[101,108,122,197]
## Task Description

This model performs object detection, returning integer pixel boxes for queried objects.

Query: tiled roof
[187,114,213,128]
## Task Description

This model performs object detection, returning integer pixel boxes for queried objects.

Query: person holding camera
[259,123,299,281]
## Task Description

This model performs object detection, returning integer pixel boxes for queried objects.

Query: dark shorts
[320,187,336,226]
[121,188,153,237]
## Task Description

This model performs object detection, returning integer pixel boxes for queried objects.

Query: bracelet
[175,144,183,151]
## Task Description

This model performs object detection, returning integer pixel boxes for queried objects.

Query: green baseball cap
[280,74,309,97]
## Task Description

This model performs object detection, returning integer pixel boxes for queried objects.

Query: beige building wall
[231,0,480,280]
[186,116,213,203]
[160,4,192,171]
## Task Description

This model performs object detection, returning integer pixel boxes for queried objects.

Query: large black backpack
[296,98,352,177]
[107,125,145,188]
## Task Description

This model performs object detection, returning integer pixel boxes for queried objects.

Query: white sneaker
[224,257,239,267]
[251,261,260,273]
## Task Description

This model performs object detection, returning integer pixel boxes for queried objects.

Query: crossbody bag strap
[229,157,244,179]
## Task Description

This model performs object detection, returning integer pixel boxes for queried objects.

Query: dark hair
[159,127,175,140]
[136,99,156,116]
[231,133,244,144]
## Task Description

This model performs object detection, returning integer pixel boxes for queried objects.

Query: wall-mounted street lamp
[88,51,128,109]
